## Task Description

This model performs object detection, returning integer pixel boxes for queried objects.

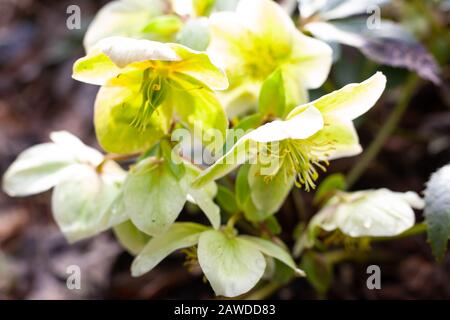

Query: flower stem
[244,282,282,300]
[346,75,419,189]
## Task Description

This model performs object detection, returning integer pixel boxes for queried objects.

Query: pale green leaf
[259,68,286,118]
[113,220,151,255]
[197,230,266,297]
[124,158,188,236]
[240,235,305,276]
[248,164,294,217]
[132,222,208,276]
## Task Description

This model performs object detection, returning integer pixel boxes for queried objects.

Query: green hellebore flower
[72,36,229,154]
[131,223,304,297]
[309,188,424,238]
[2,131,127,242]
[193,72,387,198]
[207,0,333,117]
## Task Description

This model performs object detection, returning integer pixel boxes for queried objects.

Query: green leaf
[160,139,186,180]
[193,0,215,16]
[124,157,188,235]
[259,69,286,118]
[235,164,251,208]
[197,230,266,297]
[234,113,264,132]
[264,216,282,235]
[176,19,210,51]
[142,15,182,37]
[424,165,450,261]
[313,173,347,206]
[185,163,221,229]
[248,163,294,217]
[132,223,208,276]
[113,220,151,255]
[300,251,333,295]
[51,161,127,242]
[240,236,305,276]
[215,185,239,215]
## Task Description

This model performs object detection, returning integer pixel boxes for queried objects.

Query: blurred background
[0,0,449,299]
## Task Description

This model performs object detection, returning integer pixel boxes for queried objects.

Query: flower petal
[131,223,208,276]
[2,131,103,197]
[247,106,324,143]
[313,189,419,237]
[287,32,333,89]
[312,116,362,161]
[73,37,180,85]
[170,43,228,91]
[197,230,266,297]
[290,72,386,121]
[94,75,171,154]
[52,161,127,242]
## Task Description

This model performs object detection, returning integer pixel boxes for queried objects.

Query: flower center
[265,138,335,191]
[130,68,168,131]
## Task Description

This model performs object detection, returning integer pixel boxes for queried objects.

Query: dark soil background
[0,0,449,299]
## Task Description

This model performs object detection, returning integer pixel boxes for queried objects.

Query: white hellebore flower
[2,131,127,242]
[311,189,425,237]
[207,0,333,117]
[194,73,387,196]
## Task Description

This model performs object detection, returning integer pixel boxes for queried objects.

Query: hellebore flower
[131,223,304,297]
[309,188,425,237]
[207,0,332,117]
[72,36,229,154]
[2,131,127,242]
[193,72,386,216]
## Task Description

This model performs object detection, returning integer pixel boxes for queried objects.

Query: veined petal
[94,77,171,154]
[131,223,208,277]
[247,106,324,143]
[289,72,386,121]
[236,0,296,54]
[169,43,229,91]
[311,116,362,161]
[312,189,420,237]
[73,37,180,85]
[197,230,266,297]
[2,131,104,197]
[287,32,333,89]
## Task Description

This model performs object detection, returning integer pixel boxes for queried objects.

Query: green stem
[244,282,282,300]
[372,222,427,242]
[346,75,419,188]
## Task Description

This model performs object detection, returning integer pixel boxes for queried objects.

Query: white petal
[247,106,324,143]
[314,189,419,237]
